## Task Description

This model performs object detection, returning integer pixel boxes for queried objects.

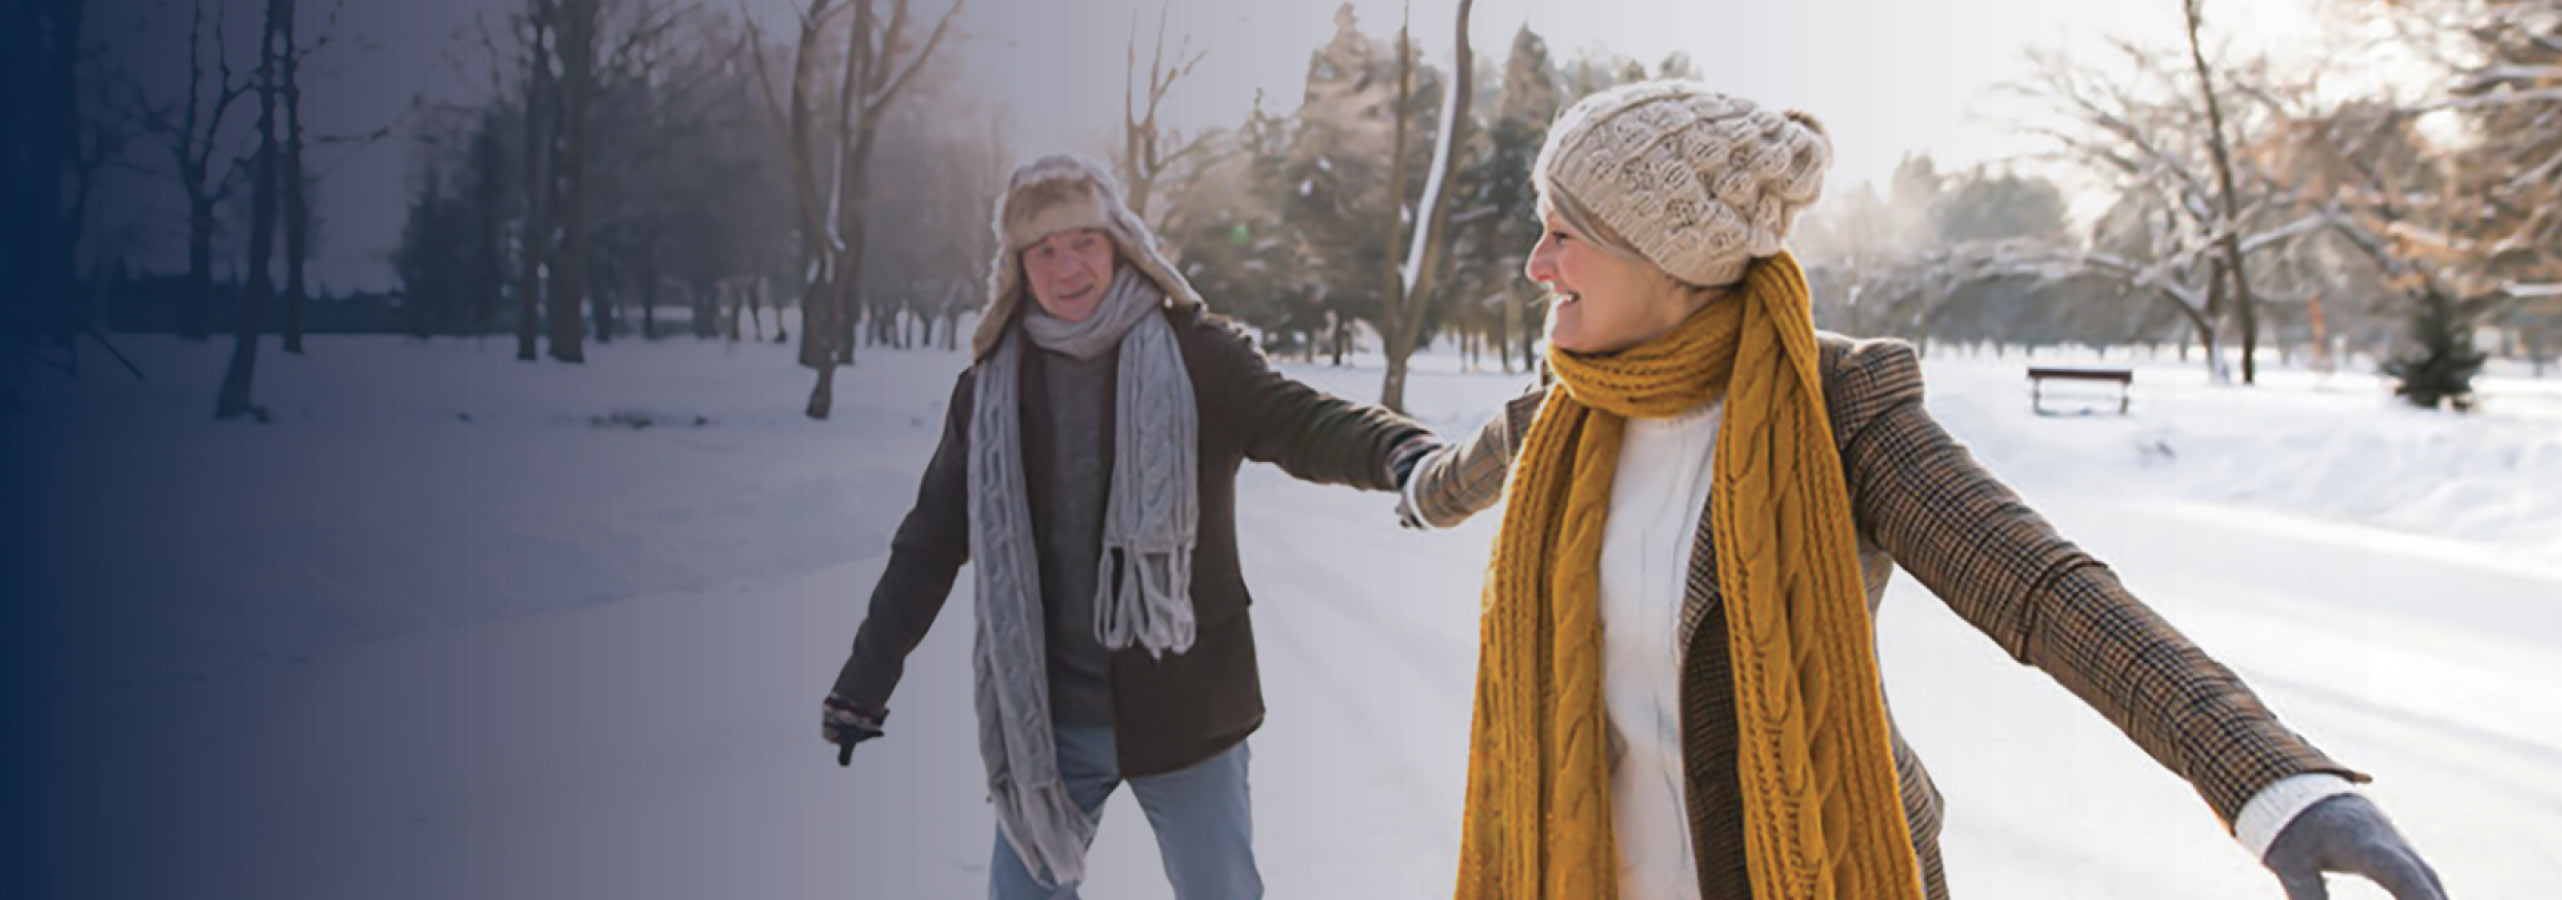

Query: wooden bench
[2027,366,2133,416]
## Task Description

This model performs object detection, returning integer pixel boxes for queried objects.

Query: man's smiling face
[1023,228,1117,323]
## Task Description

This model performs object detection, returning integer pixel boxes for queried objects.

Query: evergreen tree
[2382,289,2489,411]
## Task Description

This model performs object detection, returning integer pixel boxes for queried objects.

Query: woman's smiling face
[1524,206,1692,355]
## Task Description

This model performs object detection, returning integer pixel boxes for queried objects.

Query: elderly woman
[1398,82,2444,900]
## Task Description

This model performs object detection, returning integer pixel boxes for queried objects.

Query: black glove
[2264,794,2447,900]
[822,694,887,766]
[1388,434,1441,490]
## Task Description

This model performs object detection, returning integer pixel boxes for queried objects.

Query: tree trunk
[805,360,837,419]
[830,114,887,371]
[1379,23,1414,410]
[279,2,308,355]
[515,16,551,362]
[185,197,217,340]
[724,282,745,343]
[217,0,287,420]
[753,280,769,341]
[636,254,660,341]
[1376,0,1475,413]
[1500,286,1523,373]
[1520,296,1539,370]
[9,0,82,363]
[798,276,834,366]
[2186,0,2259,385]
[473,129,503,339]
[589,254,613,345]
[2161,288,2224,383]
[544,0,594,364]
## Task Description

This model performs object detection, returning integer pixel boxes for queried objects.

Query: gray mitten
[2263,794,2447,900]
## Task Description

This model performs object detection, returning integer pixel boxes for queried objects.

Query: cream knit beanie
[1534,81,1832,287]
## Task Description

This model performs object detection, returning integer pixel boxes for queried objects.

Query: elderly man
[822,154,1439,899]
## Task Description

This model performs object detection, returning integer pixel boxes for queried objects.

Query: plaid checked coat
[1406,333,2363,898]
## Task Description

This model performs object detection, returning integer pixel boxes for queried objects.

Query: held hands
[1388,435,1445,531]
[823,694,887,767]
[2264,795,2447,900]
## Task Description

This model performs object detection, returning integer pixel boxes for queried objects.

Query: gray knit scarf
[968,264,1199,888]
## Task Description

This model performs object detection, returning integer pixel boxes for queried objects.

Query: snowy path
[29,337,2560,898]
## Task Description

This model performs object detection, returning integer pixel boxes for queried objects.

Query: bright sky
[96,0,2369,292]
[953,0,2355,199]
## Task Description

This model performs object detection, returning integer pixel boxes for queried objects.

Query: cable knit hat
[1534,81,1832,288]
[971,153,1204,359]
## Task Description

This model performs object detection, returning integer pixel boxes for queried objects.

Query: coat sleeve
[831,370,977,711]
[1406,387,1548,528]
[1204,317,1430,490]
[1824,337,2367,825]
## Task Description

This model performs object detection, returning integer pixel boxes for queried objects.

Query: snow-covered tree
[2000,39,2326,382]
[1372,0,1476,413]
[1272,4,1440,366]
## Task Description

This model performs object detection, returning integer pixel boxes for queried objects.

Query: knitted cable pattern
[1453,252,1923,900]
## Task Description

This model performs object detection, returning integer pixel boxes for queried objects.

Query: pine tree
[2382,289,2489,411]
[1455,24,1558,372]
[1278,4,1434,365]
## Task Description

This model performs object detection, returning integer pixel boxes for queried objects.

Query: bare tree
[1376,0,1475,413]
[576,1,722,344]
[543,0,601,363]
[6,0,142,387]
[216,0,290,420]
[2385,1,2562,302]
[748,0,961,418]
[277,0,374,353]
[2003,42,2322,382]
[2184,0,2267,382]
[279,0,311,352]
[131,0,253,343]
[1120,0,1208,225]
[511,3,554,360]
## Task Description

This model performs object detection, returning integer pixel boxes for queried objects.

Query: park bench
[2027,366,2133,416]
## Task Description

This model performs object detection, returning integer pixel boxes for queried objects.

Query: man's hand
[823,694,887,766]
[1389,434,1442,490]
[2264,794,2447,900]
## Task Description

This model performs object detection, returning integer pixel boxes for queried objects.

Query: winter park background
[12,0,2562,897]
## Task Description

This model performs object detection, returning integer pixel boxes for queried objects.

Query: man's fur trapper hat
[971,153,1205,359]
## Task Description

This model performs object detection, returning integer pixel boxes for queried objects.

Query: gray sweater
[1029,346,1116,725]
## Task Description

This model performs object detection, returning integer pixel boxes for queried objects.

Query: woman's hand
[2264,794,2447,900]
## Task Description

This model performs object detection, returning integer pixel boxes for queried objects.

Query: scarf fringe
[988,770,1099,889]
[1095,546,1198,658]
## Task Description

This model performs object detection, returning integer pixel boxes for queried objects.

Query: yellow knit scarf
[1454,252,1924,900]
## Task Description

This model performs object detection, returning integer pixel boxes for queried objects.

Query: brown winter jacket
[833,304,1429,778]
[1405,333,2365,898]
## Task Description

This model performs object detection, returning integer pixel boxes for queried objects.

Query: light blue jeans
[988,725,1261,900]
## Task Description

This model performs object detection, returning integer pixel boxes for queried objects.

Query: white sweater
[1599,400,1723,900]
[1587,401,2348,897]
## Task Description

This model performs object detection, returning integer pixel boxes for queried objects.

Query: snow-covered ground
[25,332,2562,899]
